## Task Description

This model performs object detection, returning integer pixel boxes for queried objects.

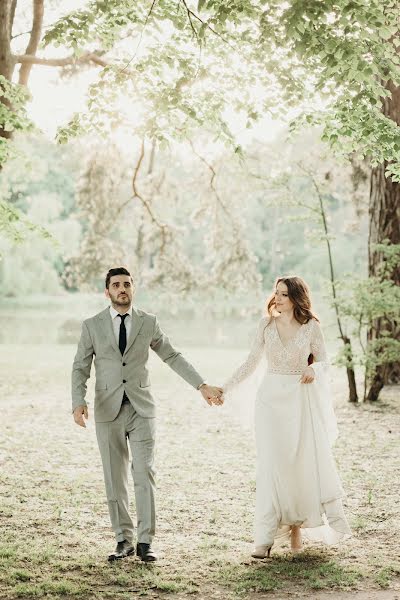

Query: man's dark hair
[105,267,132,289]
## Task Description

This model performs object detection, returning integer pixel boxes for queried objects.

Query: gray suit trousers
[95,402,156,544]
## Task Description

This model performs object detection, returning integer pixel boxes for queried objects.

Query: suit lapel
[99,308,120,355]
[124,307,144,355]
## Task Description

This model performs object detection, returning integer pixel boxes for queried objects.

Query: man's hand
[73,405,89,427]
[199,384,224,406]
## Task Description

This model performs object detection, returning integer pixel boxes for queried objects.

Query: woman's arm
[223,317,269,393]
[309,318,329,376]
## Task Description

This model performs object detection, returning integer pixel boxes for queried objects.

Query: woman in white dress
[222,276,351,558]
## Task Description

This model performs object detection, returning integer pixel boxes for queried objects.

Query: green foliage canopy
[42,0,400,178]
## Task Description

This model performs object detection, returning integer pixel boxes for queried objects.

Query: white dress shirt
[110,305,133,346]
[109,305,205,388]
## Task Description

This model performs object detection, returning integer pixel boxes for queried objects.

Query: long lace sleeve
[223,317,268,393]
[310,319,329,376]
[309,319,338,446]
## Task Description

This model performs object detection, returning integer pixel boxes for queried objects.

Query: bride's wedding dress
[224,316,351,547]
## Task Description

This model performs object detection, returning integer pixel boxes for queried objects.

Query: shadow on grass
[0,542,375,599]
[0,541,197,599]
[218,549,364,594]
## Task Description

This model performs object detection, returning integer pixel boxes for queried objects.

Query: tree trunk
[18,0,44,86]
[0,0,16,142]
[367,80,400,401]
[0,0,45,153]
[343,336,358,402]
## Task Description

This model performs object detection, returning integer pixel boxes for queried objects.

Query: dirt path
[192,591,399,600]
[132,587,400,600]
[0,345,399,599]
[248,592,398,599]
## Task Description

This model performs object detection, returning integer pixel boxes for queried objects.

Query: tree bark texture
[343,337,358,403]
[18,0,44,86]
[367,80,400,400]
[0,0,16,142]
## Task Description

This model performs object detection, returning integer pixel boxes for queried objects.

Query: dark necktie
[118,314,128,355]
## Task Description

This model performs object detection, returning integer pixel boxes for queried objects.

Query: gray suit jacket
[71,306,204,422]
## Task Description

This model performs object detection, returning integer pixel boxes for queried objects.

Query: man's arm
[150,318,223,405]
[71,321,94,427]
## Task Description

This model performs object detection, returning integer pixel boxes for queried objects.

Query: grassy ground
[0,344,399,600]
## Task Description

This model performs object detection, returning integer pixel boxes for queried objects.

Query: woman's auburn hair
[266,276,320,325]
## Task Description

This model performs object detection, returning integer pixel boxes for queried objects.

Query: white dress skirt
[224,316,351,547]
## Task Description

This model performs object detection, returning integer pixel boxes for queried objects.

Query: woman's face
[275,281,294,314]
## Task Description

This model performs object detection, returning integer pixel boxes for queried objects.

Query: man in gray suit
[72,267,223,562]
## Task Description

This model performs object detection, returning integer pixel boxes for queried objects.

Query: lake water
[0,296,257,348]
[0,293,340,353]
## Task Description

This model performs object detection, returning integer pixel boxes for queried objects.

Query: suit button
[122,362,126,366]
[123,379,126,383]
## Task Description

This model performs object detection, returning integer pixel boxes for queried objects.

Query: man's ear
[105,287,110,299]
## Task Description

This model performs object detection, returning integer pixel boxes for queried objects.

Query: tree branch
[189,140,240,243]
[11,18,65,40]
[9,0,17,40]
[143,0,158,29]
[180,0,199,43]
[13,51,109,68]
[298,163,346,340]
[178,0,236,51]
[116,139,170,257]
[118,0,158,74]
[129,140,170,256]
[19,0,44,86]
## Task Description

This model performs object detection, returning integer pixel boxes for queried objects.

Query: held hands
[300,366,315,384]
[199,384,224,406]
[73,405,89,427]
[73,386,225,423]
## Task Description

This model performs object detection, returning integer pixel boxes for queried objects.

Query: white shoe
[251,545,272,559]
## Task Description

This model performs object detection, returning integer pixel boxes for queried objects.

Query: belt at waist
[266,369,302,375]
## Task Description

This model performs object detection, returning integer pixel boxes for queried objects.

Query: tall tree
[0,0,106,159]
[0,0,107,242]
[368,80,400,399]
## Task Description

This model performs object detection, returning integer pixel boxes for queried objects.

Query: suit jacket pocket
[140,378,150,388]
[95,382,108,390]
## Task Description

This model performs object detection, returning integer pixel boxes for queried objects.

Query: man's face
[105,275,134,307]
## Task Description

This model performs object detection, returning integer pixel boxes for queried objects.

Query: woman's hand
[300,366,315,384]
[212,387,224,405]
[199,384,224,405]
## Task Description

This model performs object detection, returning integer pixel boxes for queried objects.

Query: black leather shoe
[136,542,157,562]
[108,540,134,561]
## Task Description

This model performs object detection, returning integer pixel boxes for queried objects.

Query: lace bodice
[224,316,328,392]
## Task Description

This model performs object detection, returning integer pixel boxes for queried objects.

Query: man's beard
[111,293,131,307]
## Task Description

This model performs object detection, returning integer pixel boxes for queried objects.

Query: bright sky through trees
[13,0,285,145]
